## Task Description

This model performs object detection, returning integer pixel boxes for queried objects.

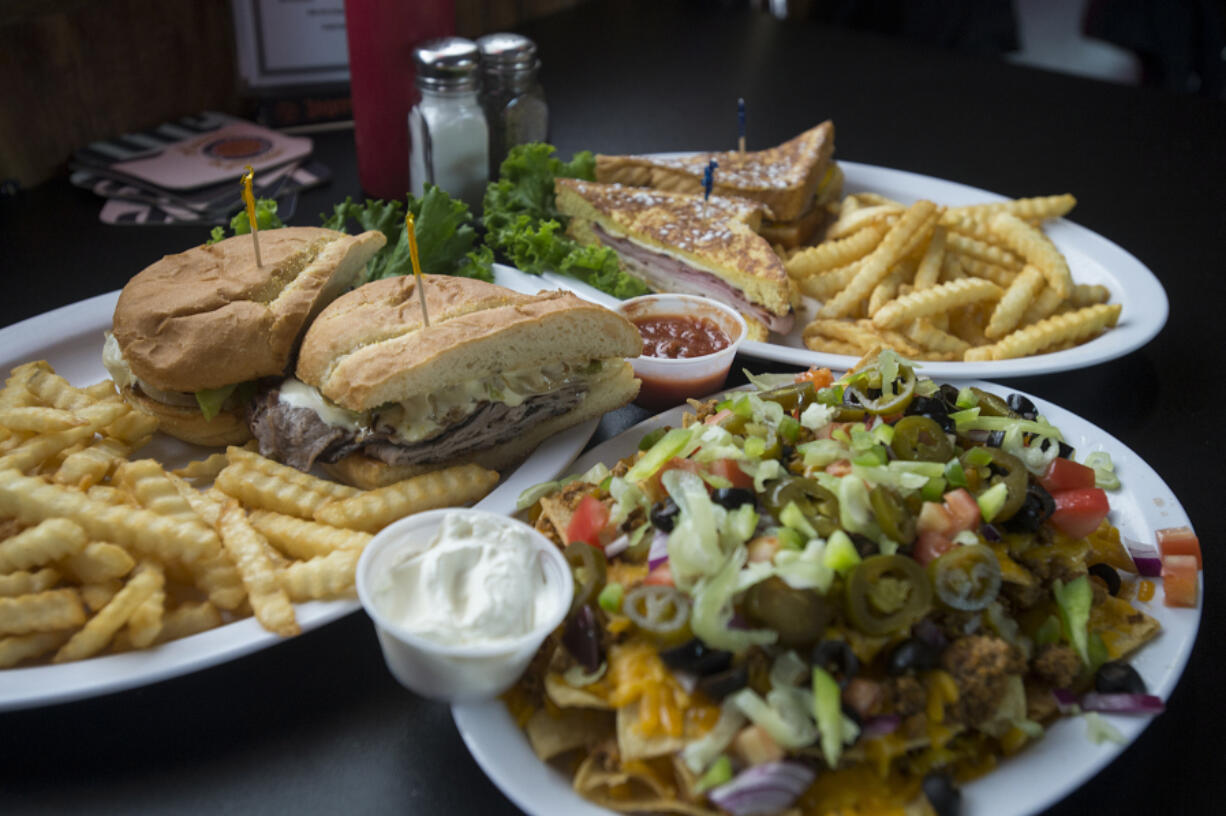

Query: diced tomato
[1048,488,1111,539]
[643,561,675,587]
[708,458,755,490]
[1161,554,1199,607]
[917,501,956,537]
[566,494,610,549]
[794,367,834,389]
[825,459,853,477]
[1038,458,1097,493]
[642,456,705,500]
[943,488,982,533]
[914,530,956,566]
[1157,526,1202,570]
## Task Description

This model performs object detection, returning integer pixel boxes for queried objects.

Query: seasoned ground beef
[941,635,1025,725]
[885,676,927,717]
[1032,643,1082,689]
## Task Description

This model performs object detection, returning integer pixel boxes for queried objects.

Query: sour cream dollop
[373,511,565,648]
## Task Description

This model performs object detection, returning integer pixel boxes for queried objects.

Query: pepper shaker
[408,37,489,212]
[476,33,549,178]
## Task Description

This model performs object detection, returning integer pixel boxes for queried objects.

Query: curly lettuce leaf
[322,185,492,283]
[482,143,648,297]
[207,197,285,244]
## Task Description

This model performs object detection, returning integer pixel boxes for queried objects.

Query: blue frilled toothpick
[737,98,746,153]
[702,158,718,216]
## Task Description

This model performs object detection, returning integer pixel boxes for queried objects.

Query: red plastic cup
[343,0,454,200]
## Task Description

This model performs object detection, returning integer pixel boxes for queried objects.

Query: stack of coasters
[70,111,330,226]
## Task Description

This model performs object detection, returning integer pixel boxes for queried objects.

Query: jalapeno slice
[960,446,1028,522]
[846,365,918,415]
[928,544,1002,611]
[741,576,834,647]
[970,387,1015,418]
[890,415,956,463]
[564,541,607,615]
[623,584,692,643]
[843,554,932,636]
[761,476,840,537]
[759,381,817,413]
[869,485,916,544]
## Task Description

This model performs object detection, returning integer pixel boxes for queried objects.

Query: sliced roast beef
[248,388,363,471]
[248,381,588,473]
[592,224,794,334]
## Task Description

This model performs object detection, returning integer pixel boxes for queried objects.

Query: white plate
[453,382,1200,816]
[0,264,599,711]
[526,160,1168,378]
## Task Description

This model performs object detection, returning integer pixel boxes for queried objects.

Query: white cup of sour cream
[356,507,572,702]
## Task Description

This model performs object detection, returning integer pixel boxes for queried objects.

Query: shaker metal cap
[413,37,482,90]
[475,32,539,72]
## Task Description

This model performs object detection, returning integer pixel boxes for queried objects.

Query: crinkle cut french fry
[248,510,372,559]
[1019,285,1067,327]
[986,265,1045,340]
[955,256,1017,287]
[126,580,165,649]
[19,362,96,410]
[155,601,223,644]
[0,567,61,597]
[796,260,863,301]
[977,303,1122,361]
[912,226,946,291]
[0,401,128,473]
[988,212,1073,298]
[280,548,362,601]
[57,541,135,584]
[801,334,866,357]
[172,451,230,483]
[0,631,71,668]
[156,472,248,611]
[214,464,334,520]
[54,564,164,662]
[904,319,971,356]
[217,499,299,637]
[944,231,1023,271]
[786,224,885,278]
[826,203,904,240]
[1070,283,1111,308]
[0,407,86,433]
[103,409,158,446]
[943,194,1076,224]
[872,278,1003,330]
[819,200,939,318]
[0,588,86,635]
[115,459,222,550]
[314,464,501,533]
[224,446,359,502]
[0,517,88,572]
[0,469,215,565]
[80,580,122,613]
[54,437,132,488]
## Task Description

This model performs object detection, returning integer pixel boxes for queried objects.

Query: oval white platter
[532,160,1168,379]
[453,381,1199,816]
[0,265,597,711]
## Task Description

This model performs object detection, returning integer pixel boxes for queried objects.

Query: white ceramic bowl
[615,293,748,409]
[355,508,572,702]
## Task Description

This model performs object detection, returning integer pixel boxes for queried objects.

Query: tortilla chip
[546,671,613,710]
[574,750,719,816]
[537,481,597,544]
[526,706,616,761]
[617,700,686,760]
[1090,594,1160,660]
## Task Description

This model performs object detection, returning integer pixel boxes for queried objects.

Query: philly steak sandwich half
[249,274,642,488]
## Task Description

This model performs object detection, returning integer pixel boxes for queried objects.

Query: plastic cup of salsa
[616,294,748,410]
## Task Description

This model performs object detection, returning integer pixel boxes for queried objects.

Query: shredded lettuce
[1083,450,1121,490]
[690,546,777,652]
[682,699,746,774]
[731,686,817,750]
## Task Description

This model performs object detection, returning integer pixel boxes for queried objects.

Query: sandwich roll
[249,275,642,488]
[105,227,385,446]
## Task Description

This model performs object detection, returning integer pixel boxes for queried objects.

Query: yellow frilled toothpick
[241,165,262,267]
[406,212,430,326]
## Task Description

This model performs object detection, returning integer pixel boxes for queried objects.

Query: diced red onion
[860,714,901,738]
[1080,692,1165,715]
[604,534,630,559]
[1052,688,1081,714]
[707,761,816,816]
[648,530,670,570]
[1124,536,1163,577]
[1051,688,1165,716]
[980,523,1003,542]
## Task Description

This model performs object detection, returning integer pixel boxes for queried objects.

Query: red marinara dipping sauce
[632,314,731,359]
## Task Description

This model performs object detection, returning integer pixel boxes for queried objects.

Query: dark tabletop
[1,1,1224,813]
